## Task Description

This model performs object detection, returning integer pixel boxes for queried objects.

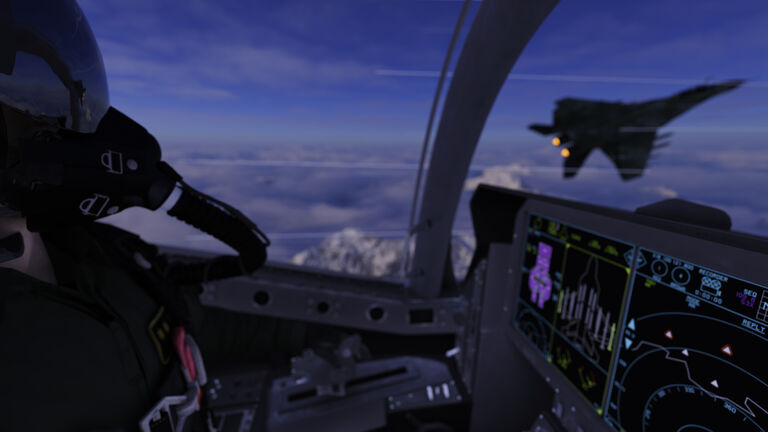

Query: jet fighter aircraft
[529,80,743,180]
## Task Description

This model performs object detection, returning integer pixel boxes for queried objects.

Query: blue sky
[78,0,768,145]
[78,0,474,144]
[79,0,768,259]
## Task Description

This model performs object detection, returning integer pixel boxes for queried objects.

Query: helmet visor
[0,0,109,133]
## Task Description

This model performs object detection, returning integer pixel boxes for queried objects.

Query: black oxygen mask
[0,107,269,273]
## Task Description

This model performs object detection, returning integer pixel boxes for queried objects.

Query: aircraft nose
[698,80,743,97]
[721,79,745,90]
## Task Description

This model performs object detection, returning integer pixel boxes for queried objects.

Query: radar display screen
[605,248,768,432]
[515,214,634,412]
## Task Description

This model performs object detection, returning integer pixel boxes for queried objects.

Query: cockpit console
[469,185,768,431]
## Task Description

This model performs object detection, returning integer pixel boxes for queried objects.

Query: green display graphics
[515,214,634,412]
[515,213,768,431]
[605,249,768,432]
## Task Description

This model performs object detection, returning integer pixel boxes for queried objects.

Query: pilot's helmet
[0,0,109,216]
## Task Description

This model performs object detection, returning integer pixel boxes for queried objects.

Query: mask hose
[164,179,270,276]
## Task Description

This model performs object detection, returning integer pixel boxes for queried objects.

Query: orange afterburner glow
[552,137,561,146]
[560,148,570,158]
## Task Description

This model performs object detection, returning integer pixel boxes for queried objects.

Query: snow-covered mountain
[291,228,475,279]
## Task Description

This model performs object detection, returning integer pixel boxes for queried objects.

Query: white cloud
[641,185,679,199]
[692,150,768,171]
[464,163,532,191]
[100,144,768,265]
[94,145,423,262]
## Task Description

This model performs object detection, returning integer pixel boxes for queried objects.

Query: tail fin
[529,123,557,135]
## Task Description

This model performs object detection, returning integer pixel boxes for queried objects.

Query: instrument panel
[516,214,632,413]
[507,199,768,432]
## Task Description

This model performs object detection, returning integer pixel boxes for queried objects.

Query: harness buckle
[139,328,210,432]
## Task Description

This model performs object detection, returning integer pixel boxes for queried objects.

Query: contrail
[171,158,654,175]
[620,126,768,133]
[185,229,475,241]
[172,159,427,170]
[375,69,768,87]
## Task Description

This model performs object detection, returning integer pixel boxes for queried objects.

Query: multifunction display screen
[514,214,768,431]
[605,248,768,432]
[515,214,633,412]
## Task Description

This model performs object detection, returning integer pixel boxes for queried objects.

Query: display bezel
[503,197,768,429]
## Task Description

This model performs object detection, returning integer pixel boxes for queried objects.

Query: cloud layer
[102,142,768,269]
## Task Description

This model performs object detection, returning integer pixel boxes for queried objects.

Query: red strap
[173,327,197,382]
